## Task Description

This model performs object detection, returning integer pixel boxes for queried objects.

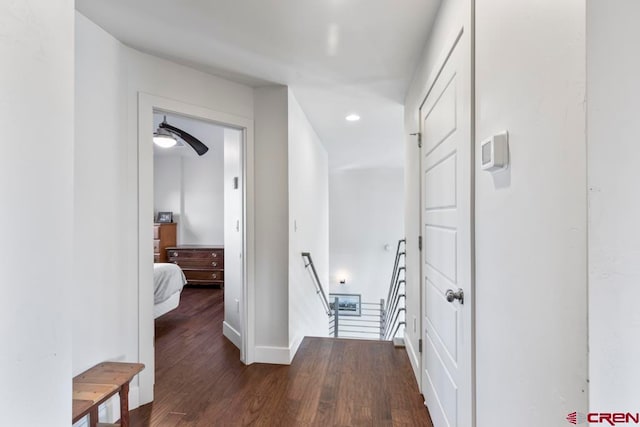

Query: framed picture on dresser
[156,211,173,223]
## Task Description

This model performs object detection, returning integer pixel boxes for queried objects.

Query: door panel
[425,225,457,282]
[424,153,457,209]
[424,333,458,426]
[422,75,458,155]
[420,29,473,427]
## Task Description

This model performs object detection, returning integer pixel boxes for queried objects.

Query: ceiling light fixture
[153,127,177,148]
[153,115,209,156]
[345,114,360,122]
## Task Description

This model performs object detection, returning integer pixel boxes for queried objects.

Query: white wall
[153,114,226,245]
[253,86,291,359]
[181,155,224,244]
[288,90,330,351]
[74,8,134,389]
[474,0,588,424]
[75,12,255,410]
[587,0,640,411]
[252,87,332,362]
[329,168,404,308]
[223,128,244,348]
[0,1,74,425]
[153,154,181,222]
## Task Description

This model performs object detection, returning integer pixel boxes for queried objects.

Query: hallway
[131,287,432,426]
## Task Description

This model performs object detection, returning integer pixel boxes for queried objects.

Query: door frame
[417,25,476,426]
[137,92,255,404]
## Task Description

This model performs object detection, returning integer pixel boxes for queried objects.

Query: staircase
[302,239,406,342]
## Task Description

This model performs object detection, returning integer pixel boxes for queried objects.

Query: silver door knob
[446,288,464,304]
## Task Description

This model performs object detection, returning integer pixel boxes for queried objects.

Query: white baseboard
[254,345,291,364]
[289,335,304,361]
[254,337,303,365]
[223,321,242,349]
[404,330,421,391]
[393,336,405,347]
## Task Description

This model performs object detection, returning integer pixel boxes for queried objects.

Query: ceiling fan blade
[159,122,209,156]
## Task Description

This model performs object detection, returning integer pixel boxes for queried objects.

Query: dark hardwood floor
[130,287,433,426]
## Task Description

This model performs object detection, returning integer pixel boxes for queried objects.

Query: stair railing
[381,239,407,341]
[304,240,406,341]
[330,298,385,340]
[301,252,332,317]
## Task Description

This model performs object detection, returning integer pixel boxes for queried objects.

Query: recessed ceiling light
[345,114,360,122]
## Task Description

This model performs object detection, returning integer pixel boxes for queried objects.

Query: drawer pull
[212,274,217,279]
[212,262,217,267]
[172,251,178,257]
[212,253,218,258]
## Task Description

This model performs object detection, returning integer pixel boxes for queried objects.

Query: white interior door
[419,30,473,427]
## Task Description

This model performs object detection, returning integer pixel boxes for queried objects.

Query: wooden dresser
[166,245,224,287]
[154,223,177,263]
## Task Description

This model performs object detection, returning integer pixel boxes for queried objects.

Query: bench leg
[120,382,130,427]
[89,406,98,427]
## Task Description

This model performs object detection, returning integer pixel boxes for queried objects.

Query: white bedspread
[153,263,186,304]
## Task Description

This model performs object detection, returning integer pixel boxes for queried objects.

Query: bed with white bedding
[153,263,187,318]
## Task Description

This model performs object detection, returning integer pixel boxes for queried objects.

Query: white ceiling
[76,0,440,171]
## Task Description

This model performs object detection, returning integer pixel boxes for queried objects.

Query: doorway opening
[152,109,242,328]
[327,167,406,341]
[137,93,255,404]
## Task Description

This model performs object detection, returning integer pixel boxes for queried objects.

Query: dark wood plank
[131,287,433,426]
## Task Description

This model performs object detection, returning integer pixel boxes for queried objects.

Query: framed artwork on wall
[329,293,361,316]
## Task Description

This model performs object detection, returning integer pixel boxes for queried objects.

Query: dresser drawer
[153,239,160,253]
[170,258,224,269]
[167,248,223,260]
[183,270,224,282]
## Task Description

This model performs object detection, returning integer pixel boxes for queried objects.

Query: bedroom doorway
[151,111,242,326]
[137,93,255,405]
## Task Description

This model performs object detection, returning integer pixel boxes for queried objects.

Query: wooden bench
[72,362,144,427]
